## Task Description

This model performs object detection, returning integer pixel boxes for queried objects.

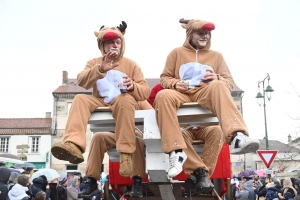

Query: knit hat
[60,177,68,185]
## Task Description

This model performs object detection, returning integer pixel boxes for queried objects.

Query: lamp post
[255,73,274,150]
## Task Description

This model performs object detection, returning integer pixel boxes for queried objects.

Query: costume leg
[154,89,191,153]
[181,129,209,174]
[110,94,139,153]
[131,131,146,179]
[193,126,223,177]
[85,132,116,180]
[192,81,248,144]
[63,94,105,152]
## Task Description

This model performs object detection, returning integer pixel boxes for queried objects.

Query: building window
[0,137,9,153]
[66,165,78,170]
[31,137,40,153]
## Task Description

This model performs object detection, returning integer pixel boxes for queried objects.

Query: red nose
[202,23,215,31]
[103,32,119,41]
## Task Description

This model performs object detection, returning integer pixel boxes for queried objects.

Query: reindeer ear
[181,24,188,29]
[94,31,99,37]
[117,21,127,35]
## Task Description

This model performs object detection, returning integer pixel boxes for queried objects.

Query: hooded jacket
[0,168,11,200]
[160,19,234,91]
[235,183,249,200]
[8,183,29,200]
[77,21,150,104]
[246,180,256,200]
[67,176,79,200]
[266,186,279,200]
[31,176,50,200]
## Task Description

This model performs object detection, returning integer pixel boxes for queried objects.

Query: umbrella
[9,168,23,174]
[30,168,60,182]
[14,162,36,169]
[0,153,24,164]
[238,169,257,177]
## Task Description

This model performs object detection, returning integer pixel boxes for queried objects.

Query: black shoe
[186,168,214,194]
[130,176,143,198]
[78,177,99,198]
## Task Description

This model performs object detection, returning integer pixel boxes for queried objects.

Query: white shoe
[168,150,187,178]
[230,132,260,154]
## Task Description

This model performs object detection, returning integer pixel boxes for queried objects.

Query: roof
[0,118,52,135]
[258,139,300,153]
[52,79,92,94]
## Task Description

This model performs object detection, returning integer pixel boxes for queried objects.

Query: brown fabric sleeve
[160,50,181,89]
[77,58,107,90]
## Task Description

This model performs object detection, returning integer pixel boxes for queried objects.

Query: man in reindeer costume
[51,21,150,182]
[155,18,260,193]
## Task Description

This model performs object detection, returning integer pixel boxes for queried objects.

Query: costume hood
[8,183,28,200]
[180,18,215,51]
[94,21,127,61]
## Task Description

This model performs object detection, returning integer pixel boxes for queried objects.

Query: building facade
[0,115,52,169]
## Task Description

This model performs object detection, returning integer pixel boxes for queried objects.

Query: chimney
[62,71,68,84]
[46,112,51,118]
[288,134,292,143]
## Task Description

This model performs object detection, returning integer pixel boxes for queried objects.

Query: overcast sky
[0,0,300,143]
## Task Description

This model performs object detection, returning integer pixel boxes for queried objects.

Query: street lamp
[255,73,274,150]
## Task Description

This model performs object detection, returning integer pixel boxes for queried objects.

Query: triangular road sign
[257,150,278,168]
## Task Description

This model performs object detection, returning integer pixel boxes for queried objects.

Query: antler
[99,25,105,30]
[117,21,127,32]
[179,18,190,24]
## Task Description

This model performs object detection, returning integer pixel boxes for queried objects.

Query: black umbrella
[14,162,36,170]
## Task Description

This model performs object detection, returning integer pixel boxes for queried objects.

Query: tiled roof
[0,118,52,135]
[0,118,52,128]
[52,79,92,94]
[258,139,300,152]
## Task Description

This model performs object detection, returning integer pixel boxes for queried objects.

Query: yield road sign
[257,150,278,168]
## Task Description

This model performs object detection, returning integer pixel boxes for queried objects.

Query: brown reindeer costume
[155,18,259,193]
[156,18,252,153]
[51,22,150,176]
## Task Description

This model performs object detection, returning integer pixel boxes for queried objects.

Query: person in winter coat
[294,179,300,196]
[279,177,297,200]
[274,181,283,197]
[67,176,80,200]
[31,175,50,200]
[8,174,30,200]
[246,180,256,200]
[49,178,59,200]
[57,176,68,200]
[7,172,20,191]
[0,167,11,200]
[265,183,279,200]
[236,182,249,200]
